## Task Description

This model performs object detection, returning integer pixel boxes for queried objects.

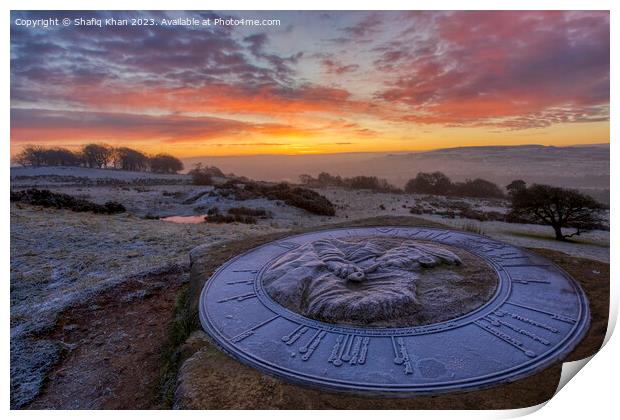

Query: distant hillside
[380,144,609,196]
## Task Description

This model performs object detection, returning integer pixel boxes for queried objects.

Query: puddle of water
[161,215,207,224]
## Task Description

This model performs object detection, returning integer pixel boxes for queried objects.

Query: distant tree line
[13,144,184,174]
[299,172,401,193]
[300,171,506,198]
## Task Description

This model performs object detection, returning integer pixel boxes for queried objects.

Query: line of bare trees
[13,144,184,174]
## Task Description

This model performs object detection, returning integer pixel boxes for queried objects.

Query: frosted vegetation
[9,163,609,407]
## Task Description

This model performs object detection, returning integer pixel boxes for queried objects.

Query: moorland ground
[10,166,610,409]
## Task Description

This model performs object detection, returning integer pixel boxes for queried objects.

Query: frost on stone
[262,236,495,327]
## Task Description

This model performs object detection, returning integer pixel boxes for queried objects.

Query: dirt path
[27,268,187,409]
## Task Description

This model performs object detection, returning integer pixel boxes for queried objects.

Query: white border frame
[3,2,616,419]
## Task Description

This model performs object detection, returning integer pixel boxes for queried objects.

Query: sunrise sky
[10,10,610,157]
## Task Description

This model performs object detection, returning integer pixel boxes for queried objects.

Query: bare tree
[13,146,81,166]
[149,153,184,173]
[13,145,47,166]
[82,144,113,168]
[508,183,606,241]
[43,148,82,166]
[113,147,149,171]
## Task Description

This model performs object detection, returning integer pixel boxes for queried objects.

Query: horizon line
[179,141,610,159]
[9,140,610,160]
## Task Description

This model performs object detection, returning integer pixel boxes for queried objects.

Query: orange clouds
[10,11,610,156]
[66,82,374,118]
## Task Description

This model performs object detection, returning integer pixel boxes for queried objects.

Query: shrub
[405,172,452,195]
[206,213,257,224]
[405,172,505,199]
[299,172,399,193]
[451,178,505,199]
[445,200,472,212]
[219,182,336,216]
[10,189,126,214]
[227,207,269,217]
[409,205,424,215]
[274,186,335,216]
[162,191,184,198]
[188,163,226,185]
[103,201,127,213]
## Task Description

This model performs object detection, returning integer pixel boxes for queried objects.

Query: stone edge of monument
[198,226,591,396]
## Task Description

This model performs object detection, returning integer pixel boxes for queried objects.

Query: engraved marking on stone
[375,227,395,234]
[300,330,326,361]
[349,336,362,365]
[474,320,536,357]
[327,335,342,364]
[357,337,370,365]
[226,279,254,285]
[426,231,451,242]
[341,334,355,362]
[507,302,577,324]
[391,336,414,374]
[485,316,551,345]
[229,315,280,343]
[334,334,348,366]
[404,229,422,238]
[423,231,441,240]
[329,334,352,367]
[492,255,529,263]
[503,264,551,268]
[497,252,526,259]
[217,292,257,303]
[275,241,299,250]
[299,330,319,354]
[437,231,453,240]
[494,309,559,333]
[457,238,507,252]
[331,335,370,366]
[282,325,309,345]
[232,269,258,273]
[511,278,551,285]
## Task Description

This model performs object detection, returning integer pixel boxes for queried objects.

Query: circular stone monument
[199,227,590,395]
